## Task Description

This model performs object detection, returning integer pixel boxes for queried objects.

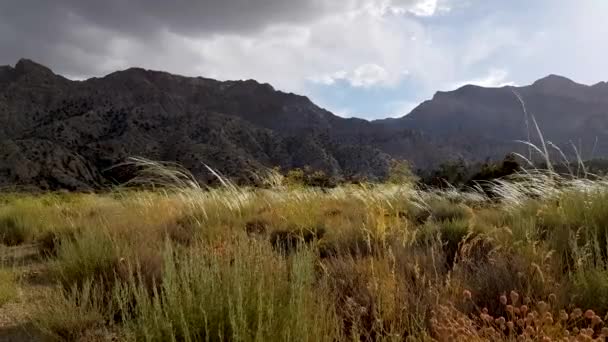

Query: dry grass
[1,166,608,341]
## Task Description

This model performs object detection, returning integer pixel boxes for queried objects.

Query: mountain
[0,59,607,190]
[0,59,398,190]
[372,74,608,167]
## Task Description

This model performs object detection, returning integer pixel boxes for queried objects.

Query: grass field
[2,167,608,341]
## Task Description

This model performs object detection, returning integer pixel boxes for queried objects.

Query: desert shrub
[322,251,438,340]
[428,200,473,223]
[452,246,555,315]
[270,225,326,255]
[0,216,29,246]
[387,159,419,185]
[568,267,608,314]
[37,227,79,257]
[163,218,198,246]
[416,218,473,268]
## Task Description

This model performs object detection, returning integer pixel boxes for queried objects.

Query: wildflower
[584,309,595,320]
[500,294,508,305]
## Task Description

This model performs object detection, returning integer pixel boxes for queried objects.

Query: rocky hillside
[0,59,398,190]
[0,59,607,190]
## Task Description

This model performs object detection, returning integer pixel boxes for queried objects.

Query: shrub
[0,216,29,246]
[568,268,608,314]
[428,200,473,223]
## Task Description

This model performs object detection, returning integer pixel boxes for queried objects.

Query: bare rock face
[0,58,607,190]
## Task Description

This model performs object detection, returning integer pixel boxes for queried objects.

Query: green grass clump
[114,241,340,342]
[0,216,29,246]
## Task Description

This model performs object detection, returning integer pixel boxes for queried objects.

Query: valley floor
[1,174,608,341]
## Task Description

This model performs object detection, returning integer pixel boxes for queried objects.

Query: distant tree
[387,159,418,185]
[469,153,521,183]
[424,158,471,188]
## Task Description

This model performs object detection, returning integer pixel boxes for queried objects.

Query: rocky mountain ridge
[0,59,607,190]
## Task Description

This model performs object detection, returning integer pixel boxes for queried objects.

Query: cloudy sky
[1,0,606,119]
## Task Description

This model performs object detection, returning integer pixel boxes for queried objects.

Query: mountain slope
[376,75,608,167]
[0,59,607,190]
[0,59,396,189]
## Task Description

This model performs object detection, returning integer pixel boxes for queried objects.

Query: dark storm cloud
[0,0,345,76]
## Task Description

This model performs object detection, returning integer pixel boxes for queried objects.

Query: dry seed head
[526,313,534,325]
[496,317,506,325]
[592,315,602,326]
[500,294,508,305]
[510,290,520,305]
[463,289,472,301]
[585,310,595,320]
[482,307,489,314]
[506,322,514,330]
[524,296,531,305]
[559,310,568,321]
[548,293,557,303]
[506,305,514,314]
[601,327,608,336]
[537,301,548,313]
[525,326,535,336]
[521,305,529,315]
[572,308,582,319]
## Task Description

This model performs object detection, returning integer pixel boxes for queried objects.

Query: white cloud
[408,0,439,16]
[350,64,390,87]
[310,64,401,88]
[452,69,516,89]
